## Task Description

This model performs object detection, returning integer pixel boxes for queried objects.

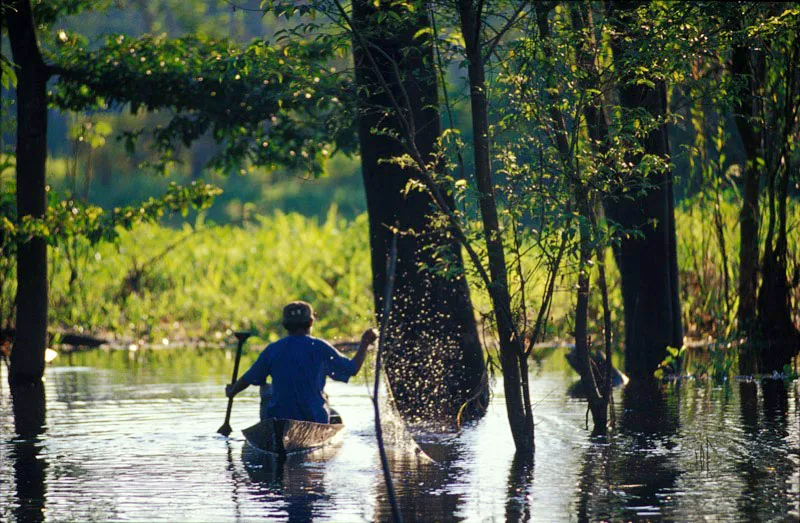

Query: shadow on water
[576,379,681,521]
[10,381,48,523]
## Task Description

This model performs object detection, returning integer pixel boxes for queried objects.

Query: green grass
[43,206,374,344]
[676,189,800,342]
[3,189,797,360]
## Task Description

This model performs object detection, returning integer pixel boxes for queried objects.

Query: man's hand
[225,384,235,398]
[350,328,378,375]
[360,328,378,346]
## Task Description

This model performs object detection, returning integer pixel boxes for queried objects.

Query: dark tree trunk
[609,82,682,380]
[609,3,682,381]
[5,0,50,385]
[458,0,534,455]
[351,0,486,421]
[755,32,800,372]
[731,45,763,373]
[731,40,800,374]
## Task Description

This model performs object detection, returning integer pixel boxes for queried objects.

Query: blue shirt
[240,334,357,423]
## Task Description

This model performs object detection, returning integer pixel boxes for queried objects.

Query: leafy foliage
[0,180,220,247]
[50,33,356,174]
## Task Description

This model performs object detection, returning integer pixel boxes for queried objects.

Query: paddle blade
[217,422,232,437]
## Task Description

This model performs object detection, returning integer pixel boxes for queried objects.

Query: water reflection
[378,436,465,522]
[736,379,796,518]
[1,349,798,521]
[10,382,48,523]
[614,380,680,518]
[241,444,338,521]
[505,454,534,522]
[576,380,681,521]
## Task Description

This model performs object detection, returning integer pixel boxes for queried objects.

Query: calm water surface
[1,348,799,522]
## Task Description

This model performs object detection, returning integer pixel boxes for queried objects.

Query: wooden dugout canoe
[242,412,344,457]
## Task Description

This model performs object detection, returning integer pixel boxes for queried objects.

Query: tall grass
[43,206,374,344]
[3,192,796,353]
[676,190,800,342]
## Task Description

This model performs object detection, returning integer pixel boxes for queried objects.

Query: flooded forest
[2,1,800,521]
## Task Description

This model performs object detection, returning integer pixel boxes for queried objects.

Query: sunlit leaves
[0,55,17,89]
[0,181,221,247]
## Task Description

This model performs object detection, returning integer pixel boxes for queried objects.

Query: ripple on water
[1,354,799,522]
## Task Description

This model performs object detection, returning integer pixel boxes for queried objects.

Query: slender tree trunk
[5,0,50,385]
[458,0,534,455]
[574,212,607,434]
[609,2,682,380]
[665,134,683,350]
[538,4,609,432]
[351,0,486,421]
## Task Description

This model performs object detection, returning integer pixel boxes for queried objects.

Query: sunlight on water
[1,349,799,522]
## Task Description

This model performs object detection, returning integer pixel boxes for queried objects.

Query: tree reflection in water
[376,437,464,522]
[505,454,534,522]
[737,379,795,518]
[576,379,680,521]
[10,381,48,523]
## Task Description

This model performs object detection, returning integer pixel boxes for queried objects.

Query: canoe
[242,412,344,456]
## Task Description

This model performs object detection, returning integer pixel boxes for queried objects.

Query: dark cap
[282,301,314,324]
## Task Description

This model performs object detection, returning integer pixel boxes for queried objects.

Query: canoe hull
[243,418,344,456]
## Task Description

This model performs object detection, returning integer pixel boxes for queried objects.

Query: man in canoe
[225,300,377,424]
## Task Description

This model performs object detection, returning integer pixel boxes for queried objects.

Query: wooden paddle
[218,331,252,436]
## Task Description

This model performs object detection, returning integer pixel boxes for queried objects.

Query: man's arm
[225,348,270,398]
[350,328,378,375]
[225,378,250,398]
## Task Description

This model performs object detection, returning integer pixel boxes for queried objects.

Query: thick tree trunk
[731,45,762,373]
[351,0,485,421]
[458,0,534,455]
[609,82,681,380]
[5,0,50,385]
[755,33,800,372]
[609,3,682,380]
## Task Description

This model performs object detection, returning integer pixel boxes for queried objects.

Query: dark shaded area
[351,0,486,422]
[10,381,48,523]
